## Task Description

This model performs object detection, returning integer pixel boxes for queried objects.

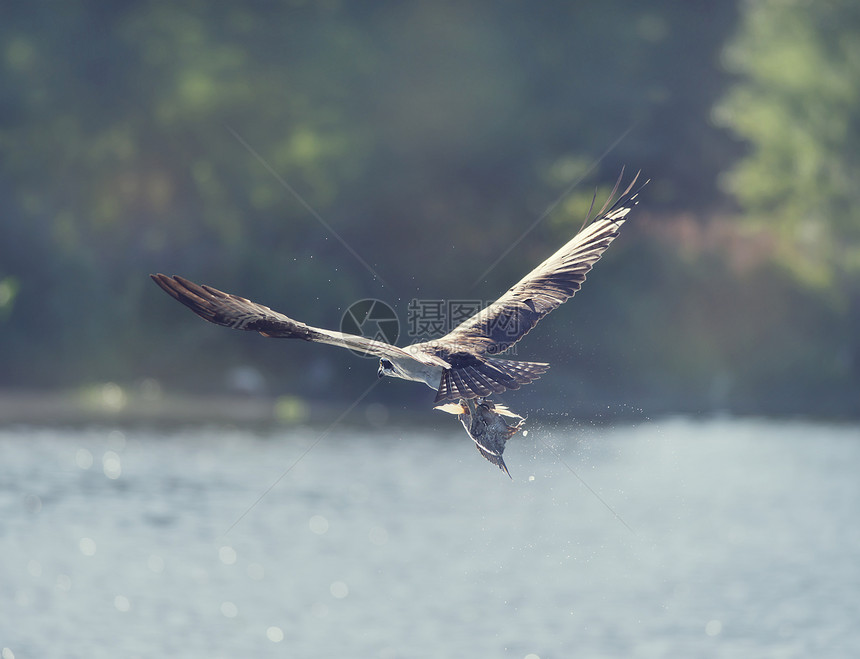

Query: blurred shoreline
[1,386,857,428]
[0,387,349,428]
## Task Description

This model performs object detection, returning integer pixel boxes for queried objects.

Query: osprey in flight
[152,173,643,403]
[152,173,644,471]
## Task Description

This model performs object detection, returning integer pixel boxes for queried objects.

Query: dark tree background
[1,0,857,416]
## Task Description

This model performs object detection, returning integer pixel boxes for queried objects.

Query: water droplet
[220,601,238,618]
[102,451,121,479]
[75,448,93,469]
[309,515,329,535]
[266,626,284,642]
[78,537,96,556]
[219,546,237,565]
[330,581,349,599]
[114,595,130,612]
[705,619,722,636]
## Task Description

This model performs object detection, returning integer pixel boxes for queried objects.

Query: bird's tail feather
[482,357,549,387]
[434,358,549,403]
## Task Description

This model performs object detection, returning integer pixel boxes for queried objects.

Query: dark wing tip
[594,169,648,224]
[150,273,184,302]
[150,273,229,327]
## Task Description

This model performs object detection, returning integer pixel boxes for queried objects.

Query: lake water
[1,418,859,658]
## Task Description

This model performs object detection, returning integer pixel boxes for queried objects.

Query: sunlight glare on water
[75,448,93,469]
[101,450,121,479]
[78,537,97,556]
[308,515,329,535]
[1,419,859,658]
[219,546,238,565]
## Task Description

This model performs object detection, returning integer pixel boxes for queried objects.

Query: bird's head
[377,358,395,379]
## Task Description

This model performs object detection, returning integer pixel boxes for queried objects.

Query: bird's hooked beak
[377,365,385,379]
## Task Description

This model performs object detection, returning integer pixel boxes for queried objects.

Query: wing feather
[462,365,503,396]
[151,274,415,361]
[449,369,478,399]
[438,172,646,354]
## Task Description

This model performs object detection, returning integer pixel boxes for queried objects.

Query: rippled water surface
[2,418,859,658]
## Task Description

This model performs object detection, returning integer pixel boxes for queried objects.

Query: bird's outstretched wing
[437,172,646,355]
[151,274,415,360]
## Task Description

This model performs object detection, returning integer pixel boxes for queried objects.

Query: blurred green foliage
[0,0,857,415]
[713,0,860,413]
[715,0,860,288]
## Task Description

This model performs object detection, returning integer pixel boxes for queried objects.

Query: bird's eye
[380,359,393,369]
